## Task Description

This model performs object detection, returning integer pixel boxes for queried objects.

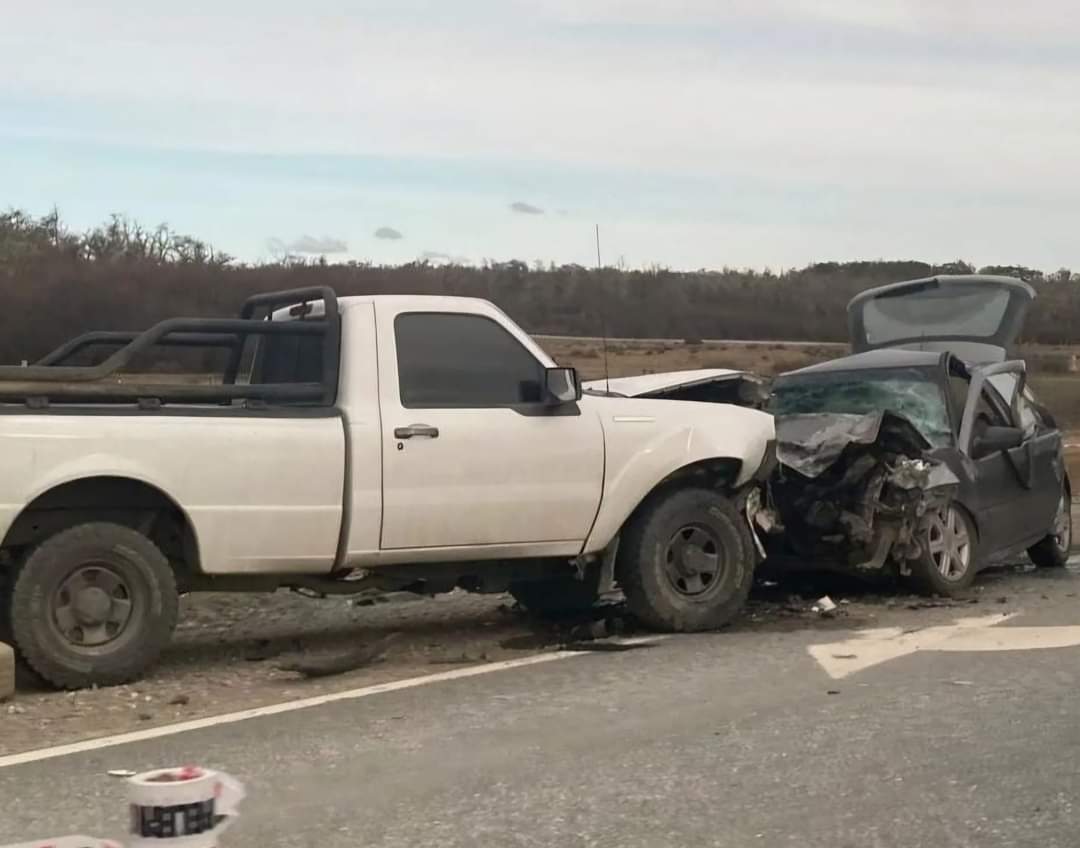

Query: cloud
[374,226,403,240]
[509,201,545,215]
[266,235,348,256]
[292,235,348,254]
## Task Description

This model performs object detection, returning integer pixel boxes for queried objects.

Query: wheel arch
[0,475,202,580]
[586,456,745,553]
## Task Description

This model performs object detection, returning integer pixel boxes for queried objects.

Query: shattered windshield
[770,366,953,447]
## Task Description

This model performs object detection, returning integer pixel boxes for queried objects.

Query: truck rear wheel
[617,487,754,632]
[8,522,178,689]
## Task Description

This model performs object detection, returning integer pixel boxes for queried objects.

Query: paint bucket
[127,766,245,847]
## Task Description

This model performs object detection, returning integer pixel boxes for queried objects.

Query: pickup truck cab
[0,288,774,688]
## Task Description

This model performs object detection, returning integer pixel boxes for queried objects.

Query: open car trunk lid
[847,275,1035,363]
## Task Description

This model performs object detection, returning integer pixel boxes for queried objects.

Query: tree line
[3,208,1079,365]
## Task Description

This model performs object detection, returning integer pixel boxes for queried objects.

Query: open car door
[956,360,1063,550]
[848,275,1035,363]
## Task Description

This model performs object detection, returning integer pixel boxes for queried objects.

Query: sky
[3,0,1080,270]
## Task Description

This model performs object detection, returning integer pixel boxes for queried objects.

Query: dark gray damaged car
[591,275,1072,597]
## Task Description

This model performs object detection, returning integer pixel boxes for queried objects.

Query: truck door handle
[394,424,439,439]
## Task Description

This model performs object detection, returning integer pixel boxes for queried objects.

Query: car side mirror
[972,425,1023,459]
[544,367,581,405]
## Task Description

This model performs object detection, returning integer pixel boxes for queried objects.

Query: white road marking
[0,638,661,770]
[808,613,1080,679]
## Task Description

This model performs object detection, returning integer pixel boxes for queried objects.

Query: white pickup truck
[0,287,775,688]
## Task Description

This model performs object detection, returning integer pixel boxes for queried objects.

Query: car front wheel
[908,503,978,597]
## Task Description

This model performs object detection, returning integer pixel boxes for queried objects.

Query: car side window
[947,374,969,431]
[975,388,1010,428]
[395,312,545,408]
[1017,386,1043,433]
[952,369,1011,433]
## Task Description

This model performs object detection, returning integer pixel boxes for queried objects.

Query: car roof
[780,347,944,378]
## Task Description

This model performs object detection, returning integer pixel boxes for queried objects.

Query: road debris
[276,632,401,678]
[905,598,976,610]
[561,641,654,653]
[107,769,137,778]
[428,651,489,665]
[813,596,838,615]
[243,638,281,662]
[167,694,190,706]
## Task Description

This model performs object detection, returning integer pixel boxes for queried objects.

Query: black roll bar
[38,332,242,367]
[3,286,341,408]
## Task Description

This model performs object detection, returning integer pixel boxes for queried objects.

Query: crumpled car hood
[583,368,747,397]
[776,410,931,479]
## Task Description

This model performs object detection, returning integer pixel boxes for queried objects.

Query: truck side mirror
[544,367,582,405]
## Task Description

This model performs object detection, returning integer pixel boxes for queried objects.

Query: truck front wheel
[8,522,179,689]
[617,487,754,632]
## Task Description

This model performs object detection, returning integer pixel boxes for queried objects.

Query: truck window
[395,313,544,407]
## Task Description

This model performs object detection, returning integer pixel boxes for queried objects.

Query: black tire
[616,487,754,632]
[907,503,978,597]
[8,522,178,689]
[509,573,600,618]
[1029,487,1072,568]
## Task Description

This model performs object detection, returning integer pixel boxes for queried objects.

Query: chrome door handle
[394,424,439,439]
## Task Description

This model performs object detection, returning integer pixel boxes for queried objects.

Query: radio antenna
[595,224,611,393]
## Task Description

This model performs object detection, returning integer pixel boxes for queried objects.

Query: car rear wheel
[908,503,978,597]
[617,487,754,632]
[1028,489,1072,568]
[8,522,179,689]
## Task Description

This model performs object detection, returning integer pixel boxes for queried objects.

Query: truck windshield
[770,366,953,447]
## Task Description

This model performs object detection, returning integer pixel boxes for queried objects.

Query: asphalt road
[4,569,1080,847]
